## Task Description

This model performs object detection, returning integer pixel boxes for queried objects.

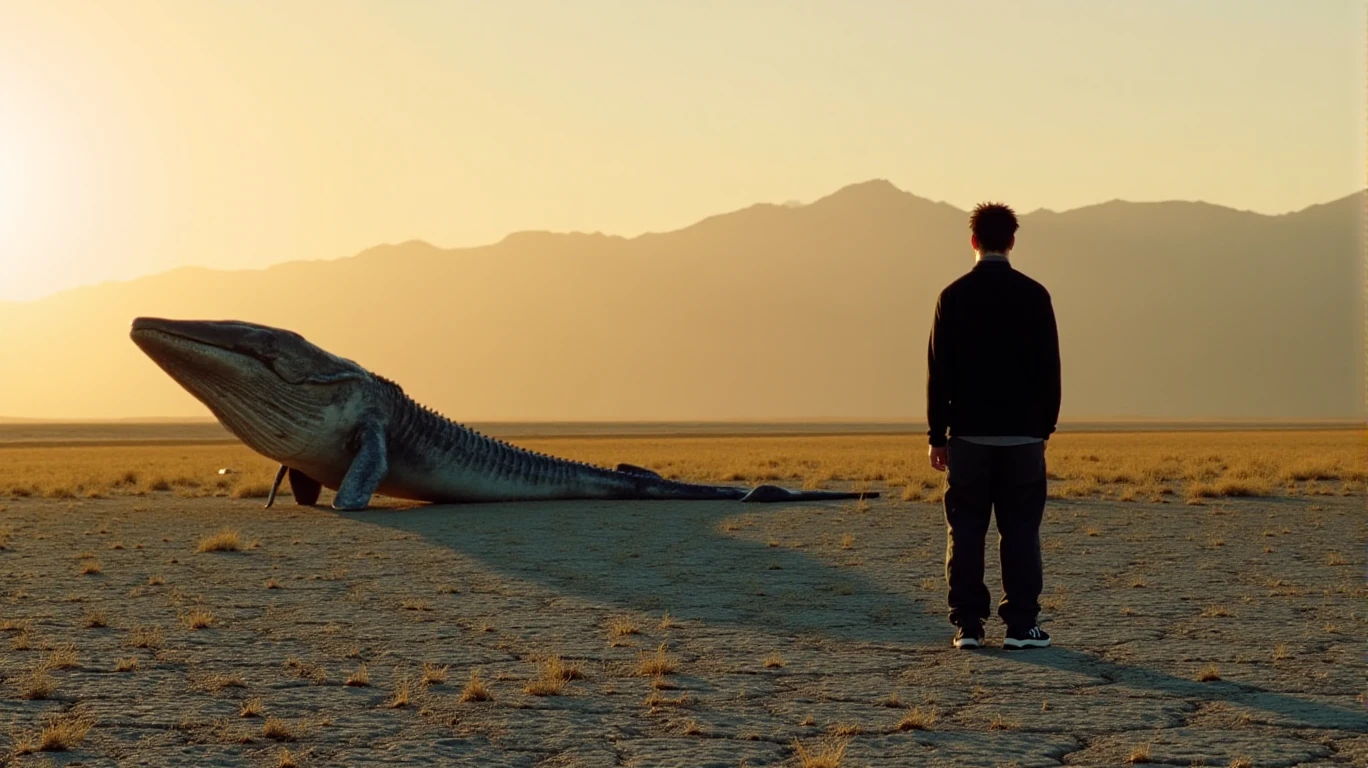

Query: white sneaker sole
[1003,637,1050,649]
[953,638,983,649]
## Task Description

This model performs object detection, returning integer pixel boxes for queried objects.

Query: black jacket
[926,259,1061,447]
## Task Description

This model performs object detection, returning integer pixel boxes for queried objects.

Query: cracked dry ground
[0,493,1363,767]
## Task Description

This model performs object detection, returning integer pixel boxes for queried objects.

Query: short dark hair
[969,202,1018,252]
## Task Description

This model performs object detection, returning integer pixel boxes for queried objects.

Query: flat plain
[0,428,1363,767]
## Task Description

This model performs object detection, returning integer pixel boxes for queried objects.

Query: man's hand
[929,445,948,472]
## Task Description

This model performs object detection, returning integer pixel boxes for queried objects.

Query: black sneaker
[1004,625,1051,649]
[953,625,985,649]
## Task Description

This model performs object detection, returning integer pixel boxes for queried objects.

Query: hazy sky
[1,0,1363,301]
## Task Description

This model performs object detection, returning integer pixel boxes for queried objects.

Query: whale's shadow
[345,499,1367,732]
[343,498,941,644]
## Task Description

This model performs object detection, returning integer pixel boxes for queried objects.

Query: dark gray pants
[944,437,1047,630]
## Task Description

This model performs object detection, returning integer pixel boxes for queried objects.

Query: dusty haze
[0,181,1361,422]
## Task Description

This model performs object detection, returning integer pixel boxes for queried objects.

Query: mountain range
[1,180,1362,421]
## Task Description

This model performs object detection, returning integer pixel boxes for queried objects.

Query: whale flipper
[333,422,389,511]
[264,464,289,509]
[288,468,322,506]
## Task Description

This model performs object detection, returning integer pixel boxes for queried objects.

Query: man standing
[926,202,1061,650]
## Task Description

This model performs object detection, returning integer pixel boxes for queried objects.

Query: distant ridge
[0,181,1361,422]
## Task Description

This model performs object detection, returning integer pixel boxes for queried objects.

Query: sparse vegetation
[79,558,102,575]
[240,697,264,718]
[459,670,492,702]
[1197,664,1221,682]
[792,737,849,768]
[181,608,215,630]
[988,714,1020,731]
[763,653,785,669]
[115,656,139,672]
[233,484,273,499]
[197,529,244,552]
[1127,743,1152,763]
[43,644,78,670]
[608,616,639,645]
[129,625,165,649]
[896,707,936,731]
[388,675,414,707]
[422,662,449,685]
[3,430,1360,503]
[12,708,94,754]
[17,666,58,699]
[636,644,678,676]
[261,717,295,741]
[343,664,370,687]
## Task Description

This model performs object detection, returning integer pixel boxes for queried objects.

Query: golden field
[1,429,1361,505]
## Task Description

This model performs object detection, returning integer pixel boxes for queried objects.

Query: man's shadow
[344,500,1365,731]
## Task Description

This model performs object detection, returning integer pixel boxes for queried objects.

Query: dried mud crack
[0,493,1362,767]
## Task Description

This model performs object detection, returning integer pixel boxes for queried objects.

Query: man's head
[969,202,1018,255]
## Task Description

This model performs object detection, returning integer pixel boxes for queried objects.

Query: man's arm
[1041,292,1061,439]
[927,292,953,449]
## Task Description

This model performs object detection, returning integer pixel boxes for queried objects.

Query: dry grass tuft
[202,673,246,691]
[388,675,414,707]
[792,737,849,768]
[1273,644,1291,662]
[240,697,264,718]
[83,609,109,629]
[265,578,282,589]
[129,625,165,649]
[233,483,272,499]
[459,670,493,702]
[422,662,449,686]
[115,656,139,672]
[276,748,298,768]
[1127,743,1152,763]
[659,612,675,630]
[636,644,678,677]
[12,708,94,754]
[181,608,215,630]
[17,666,58,699]
[1196,664,1221,682]
[261,717,295,741]
[608,617,639,643]
[344,664,370,687]
[524,655,584,696]
[399,598,431,612]
[43,644,78,670]
[197,529,243,552]
[1200,605,1233,618]
[763,653,786,669]
[147,573,165,585]
[1230,757,1253,768]
[896,707,936,731]
[79,558,102,575]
